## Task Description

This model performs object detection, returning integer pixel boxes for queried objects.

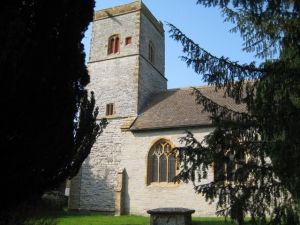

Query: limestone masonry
[69,1,218,216]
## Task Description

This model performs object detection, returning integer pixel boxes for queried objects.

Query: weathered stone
[115,168,125,215]
[147,208,195,225]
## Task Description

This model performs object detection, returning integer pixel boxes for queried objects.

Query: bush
[40,191,68,211]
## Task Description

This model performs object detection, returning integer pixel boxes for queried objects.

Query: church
[68,1,244,216]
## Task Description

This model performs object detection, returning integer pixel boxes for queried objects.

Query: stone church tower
[69,1,168,213]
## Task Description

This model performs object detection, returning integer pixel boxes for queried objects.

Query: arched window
[147,139,177,185]
[108,35,120,54]
[148,41,155,64]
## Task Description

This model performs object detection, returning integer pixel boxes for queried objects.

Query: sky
[82,0,261,89]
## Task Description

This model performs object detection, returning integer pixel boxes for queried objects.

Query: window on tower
[108,35,120,54]
[125,36,132,45]
[105,103,114,116]
[148,41,155,64]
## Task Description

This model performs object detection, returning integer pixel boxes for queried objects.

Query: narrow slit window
[105,103,114,116]
[148,41,155,64]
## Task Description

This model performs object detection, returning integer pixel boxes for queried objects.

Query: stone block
[147,208,195,225]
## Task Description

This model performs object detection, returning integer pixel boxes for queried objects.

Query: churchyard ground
[28,210,246,225]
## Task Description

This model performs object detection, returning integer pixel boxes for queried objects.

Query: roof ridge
[165,84,216,92]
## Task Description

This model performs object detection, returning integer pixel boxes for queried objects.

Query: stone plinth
[147,208,195,225]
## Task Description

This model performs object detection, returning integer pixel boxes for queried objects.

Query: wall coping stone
[147,208,195,215]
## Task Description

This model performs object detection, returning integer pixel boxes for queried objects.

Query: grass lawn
[33,210,236,225]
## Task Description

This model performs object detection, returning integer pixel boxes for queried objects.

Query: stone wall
[71,125,217,216]
[138,57,167,112]
[88,56,139,117]
[87,9,141,117]
[138,12,167,112]
[119,127,217,216]
[89,11,140,63]
[77,118,126,211]
[68,169,81,209]
[139,13,165,75]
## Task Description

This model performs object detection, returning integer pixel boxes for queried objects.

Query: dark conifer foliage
[169,0,300,224]
[0,0,106,221]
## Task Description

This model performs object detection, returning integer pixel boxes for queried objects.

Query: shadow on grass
[192,217,235,225]
[193,218,255,225]
[34,209,106,218]
[192,221,233,225]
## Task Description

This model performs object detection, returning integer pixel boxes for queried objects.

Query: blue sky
[82,0,261,89]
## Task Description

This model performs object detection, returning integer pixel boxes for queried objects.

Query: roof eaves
[130,122,213,132]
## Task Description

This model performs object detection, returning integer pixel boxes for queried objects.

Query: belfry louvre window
[108,35,120,54]
[147,139,177,184]
[148,41,155,64]
[106,103,114,116]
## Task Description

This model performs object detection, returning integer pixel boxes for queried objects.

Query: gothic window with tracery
[147,139,177,184]
[108,35,120,54]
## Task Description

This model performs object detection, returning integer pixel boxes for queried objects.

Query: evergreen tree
[0,0,107,222]
[169,1,300,224]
